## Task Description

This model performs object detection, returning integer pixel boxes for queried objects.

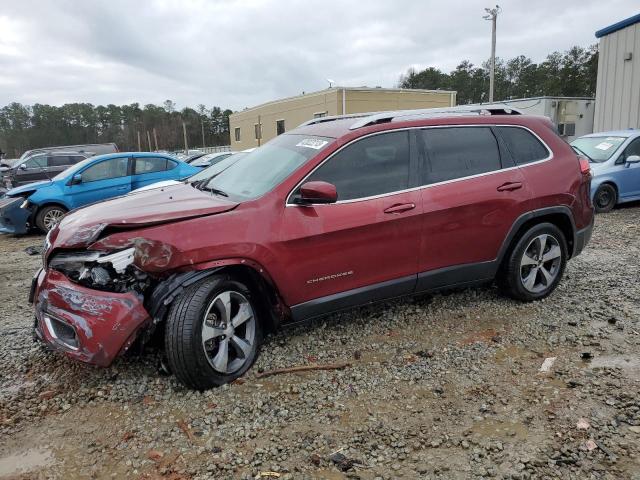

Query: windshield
[189,154,244,182]
[203,134,334,201]
[570,136,626,163]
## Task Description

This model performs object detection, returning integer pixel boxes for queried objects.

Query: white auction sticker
[296,139,328,150]
[594,142,613,151]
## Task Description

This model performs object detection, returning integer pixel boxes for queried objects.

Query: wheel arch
[31,201,70,224]
[147,260,287,334]
[497,207,577,267]
[594,180,619,198]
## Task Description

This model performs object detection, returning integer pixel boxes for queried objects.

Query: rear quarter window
[497,126,549,165]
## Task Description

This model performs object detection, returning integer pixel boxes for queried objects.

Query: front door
[617,137,640,199]
[278,130,422,318]
[65,156,132,209]
[14,154,50,185]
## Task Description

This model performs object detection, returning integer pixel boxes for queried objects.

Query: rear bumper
[573,217,594,257]
[32,269,151,366]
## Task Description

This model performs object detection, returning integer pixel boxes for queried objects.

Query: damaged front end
[0,195,32,234]
[33,244,158,366]
[48,247,152,294]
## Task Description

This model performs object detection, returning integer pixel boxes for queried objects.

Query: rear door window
[419,127,502,184]
[302,131,410,201]
[48,156,73,167]
[134,157,174,174]
[497,126,549,165]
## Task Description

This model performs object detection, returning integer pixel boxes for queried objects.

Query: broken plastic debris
[255,473,281,479]
[539,357,556,372]
[576,418,590,430]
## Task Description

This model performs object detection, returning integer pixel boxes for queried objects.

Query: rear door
[65,156,132,209]
[415,125,531,290]
[131,156,179,190]
[279,130,422,314]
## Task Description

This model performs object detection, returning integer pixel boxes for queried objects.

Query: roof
[230,86,457,117]
[581,129,640,138]
[595,13,640,38]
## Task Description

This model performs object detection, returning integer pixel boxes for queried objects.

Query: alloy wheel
[43,209,65,231]
[519,234,562,294]
[201,290,256,374]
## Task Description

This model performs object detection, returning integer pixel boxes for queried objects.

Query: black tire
[35,205,67,232]
[593,184,617,213]
[497,222,568,302]
[164,274,262,390]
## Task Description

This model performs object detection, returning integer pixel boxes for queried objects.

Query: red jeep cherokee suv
[32,106,594,390]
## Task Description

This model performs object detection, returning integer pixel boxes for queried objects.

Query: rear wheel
[498,223,568,301]
[35,205,67,232]
[593,184,617,213]
[164,275,262,390]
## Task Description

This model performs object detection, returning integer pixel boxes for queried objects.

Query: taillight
[578,155,591,175]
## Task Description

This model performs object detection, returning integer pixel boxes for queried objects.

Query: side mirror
[19,164,26,171]
[296,181,338,204]
[70,173,82,185]
[626,155,640,167]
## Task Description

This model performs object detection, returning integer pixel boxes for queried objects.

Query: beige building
[594,13,640,132]
[229,87,456,150]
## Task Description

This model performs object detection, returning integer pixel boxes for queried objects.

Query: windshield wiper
[571,145,593,162]
[200,185,228,197]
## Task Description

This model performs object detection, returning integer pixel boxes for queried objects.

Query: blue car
[570,130,640,213]
[0,152,200,233]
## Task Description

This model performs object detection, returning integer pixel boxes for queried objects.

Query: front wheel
[593,184,617,213]
[498,223,568,302]
[164,275,262,390]
[35,205,67,232]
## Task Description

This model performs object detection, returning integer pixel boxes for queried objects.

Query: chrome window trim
[285,124,553,207]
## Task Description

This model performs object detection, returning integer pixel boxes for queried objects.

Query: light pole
[483,5,501,103]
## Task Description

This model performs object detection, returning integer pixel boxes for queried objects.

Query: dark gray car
[3,151,90,189]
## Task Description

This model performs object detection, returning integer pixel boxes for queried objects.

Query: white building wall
[594,21,640,131]
[498,97,595,141]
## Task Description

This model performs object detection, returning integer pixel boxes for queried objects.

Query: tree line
[1,44,598,157]
[399,45,598,105]
[0,100,233,158]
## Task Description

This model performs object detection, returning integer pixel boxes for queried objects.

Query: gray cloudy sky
[0,0,637,110]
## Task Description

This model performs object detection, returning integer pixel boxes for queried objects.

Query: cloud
[0,0,637,110]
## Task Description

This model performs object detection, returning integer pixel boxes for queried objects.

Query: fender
[147,257,287,328]
[496,206,577,266]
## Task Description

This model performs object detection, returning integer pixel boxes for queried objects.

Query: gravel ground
[0,205,639,480]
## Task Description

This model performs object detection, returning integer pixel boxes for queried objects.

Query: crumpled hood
[53,183,238,248]
[7,180,52,196]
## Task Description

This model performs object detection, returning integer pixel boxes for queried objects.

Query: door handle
[384,203,416,214]
[497,182,523,192]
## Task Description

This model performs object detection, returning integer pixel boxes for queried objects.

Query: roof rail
[297,104,523,130]
[298,112,374,128]
[348,104,523,130]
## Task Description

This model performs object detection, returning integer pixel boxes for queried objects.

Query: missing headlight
[49,248,152,294]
